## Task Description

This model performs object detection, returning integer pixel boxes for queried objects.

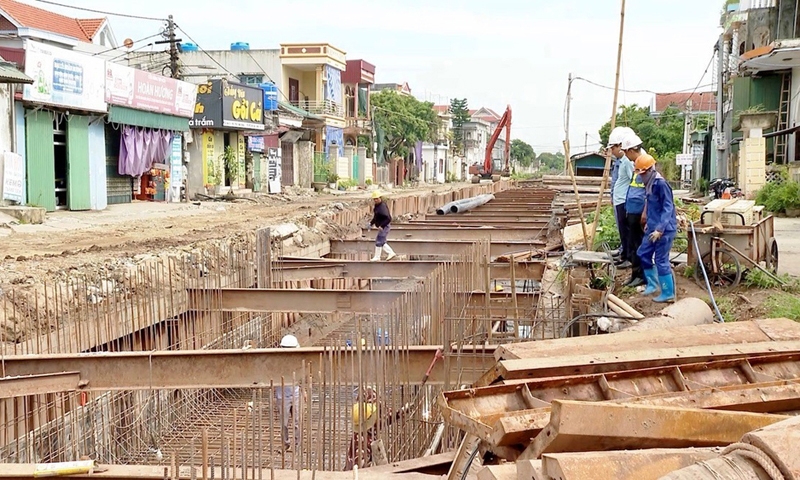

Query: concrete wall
[180,49,282,91]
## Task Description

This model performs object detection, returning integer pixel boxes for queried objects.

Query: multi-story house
[717,0,800,184]
[461,107,506,174]
[423,106,454,183]
[279,43,348,184]
[371,82,412,96]
[341,59,376,184]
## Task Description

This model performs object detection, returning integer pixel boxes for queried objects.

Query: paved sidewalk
[774,217,800,277]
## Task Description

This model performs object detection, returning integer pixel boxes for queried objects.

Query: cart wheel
[694,249,742,292]
[766,237,779,273]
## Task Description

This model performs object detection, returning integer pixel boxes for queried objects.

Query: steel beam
[187,288,540,313]
[0,346,495,390]
[522,400,786,459]
[330,239,545,258]
[408,221,549,229]
[0,372,82,398]
[362,227,545,242]
[277,259,546,281]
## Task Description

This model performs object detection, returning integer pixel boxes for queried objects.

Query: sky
[33,0,724,154]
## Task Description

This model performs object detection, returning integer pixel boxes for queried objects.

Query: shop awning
[0,60,31,84]
[108,105,191,132]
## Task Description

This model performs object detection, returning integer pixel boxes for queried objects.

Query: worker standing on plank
[275,334,303,452]
[607,126,635,268]
[620,133,648,287]
[633,154,677,303]
[369,191,396,262]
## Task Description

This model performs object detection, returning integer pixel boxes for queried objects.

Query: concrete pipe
[623,297,714,332]
[450,194,495,214]
[658,454,773,480]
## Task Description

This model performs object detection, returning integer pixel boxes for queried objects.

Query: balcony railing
[346,118,371,129]
[292,100,344,118]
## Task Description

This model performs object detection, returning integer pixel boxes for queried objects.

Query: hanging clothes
[119,126,172,176]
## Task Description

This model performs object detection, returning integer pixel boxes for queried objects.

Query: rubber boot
[653,273,676,303]
[643,267,660,296]
[383,244,397,261]
[370,246,382,262]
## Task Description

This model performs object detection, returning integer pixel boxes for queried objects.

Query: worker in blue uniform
[606,126,635,264]
[633,154,677,303]
[620,132,647,287]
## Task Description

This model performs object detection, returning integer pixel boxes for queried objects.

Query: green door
[66,115,91,211]
[253,152,262,192]
[25,110,56,212]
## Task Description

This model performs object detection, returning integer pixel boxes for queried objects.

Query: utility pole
[564,73,590,250]
[584,132,588,152]
[715,35,727,178]
[159,15,180,79]
[589,0,626,247]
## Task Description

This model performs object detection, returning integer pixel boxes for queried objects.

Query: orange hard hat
[634,154,656,173]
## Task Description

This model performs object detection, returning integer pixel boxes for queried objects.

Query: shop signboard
[2,152,24,203]
[190,79,264,130]
[105,62,197,118]
[248,136,265,153]
[23,40,106,112]
[170,134,183,202]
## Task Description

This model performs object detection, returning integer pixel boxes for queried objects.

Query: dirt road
[0,185,455,284]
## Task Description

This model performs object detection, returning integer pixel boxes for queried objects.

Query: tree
[510,139,536,167]
[598,104,686,180]
[537,152,565,173]
[449,98,470,155]
[372,90,438,163]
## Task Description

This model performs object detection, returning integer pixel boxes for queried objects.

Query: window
[239,75,263,86]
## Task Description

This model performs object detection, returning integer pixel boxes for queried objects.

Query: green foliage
[221,146,239,186]
[365,178,373,186]
[338,178,358,189]
[586,205,620,250]
[744,270,800,292]
[537,152,565,173]
[598,104,686,181]
[765,293,800,321]
[449,98,470,155]
[697,177,710,196]
[372,91,439,163]
[755,171,800,213]
[510,139,536,167]
[446,171,459,183]
[510,172,535,181]
[714,296,738,322]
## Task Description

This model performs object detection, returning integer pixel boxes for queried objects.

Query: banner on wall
[2,152,24,203]
[23,40,106,112]
[169,134,183,202]
[105,62,197,118]
[267,147,281,193]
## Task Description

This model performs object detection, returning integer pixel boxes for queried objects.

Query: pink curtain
[119,126,172,176]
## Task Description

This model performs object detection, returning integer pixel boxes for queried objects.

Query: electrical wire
[174,25,237,78]
[31,0,166,21]
[92,32,163,57]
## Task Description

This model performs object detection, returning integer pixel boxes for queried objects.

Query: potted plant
[221,146,240,190]
[327,170,339,190]
[206,157,223,196]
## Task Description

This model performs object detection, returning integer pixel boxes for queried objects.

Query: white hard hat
[279,334,299,348]
[621,132,643,151]
[608,127,634,146]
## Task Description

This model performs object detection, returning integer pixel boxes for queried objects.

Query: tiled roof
[77,18,106,39]
[654,91,717,113]
[0,0,105,42]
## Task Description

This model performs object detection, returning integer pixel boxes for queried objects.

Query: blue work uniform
[625,174,646,279]
[637,172,677,276]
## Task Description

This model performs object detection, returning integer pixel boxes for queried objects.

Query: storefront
[187,79,265,198]
[104,62,196,204]
[22,40,107,212]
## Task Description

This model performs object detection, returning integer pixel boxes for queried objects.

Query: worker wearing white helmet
[276,334,302,451]
[620,132,648,288]
[369,191,396,262]
[607,127,635,268]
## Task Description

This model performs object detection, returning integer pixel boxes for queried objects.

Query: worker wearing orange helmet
[632,153,677,303]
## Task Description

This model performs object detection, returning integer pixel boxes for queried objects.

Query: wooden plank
[494,319,800,361]
[522,400,786,459]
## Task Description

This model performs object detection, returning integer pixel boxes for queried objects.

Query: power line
[574,77,716,96]
[174,25,237,78]
[31,0,166,21]
[92,32,163,56]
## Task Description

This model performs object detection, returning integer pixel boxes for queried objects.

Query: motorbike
[709,178,740,199]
